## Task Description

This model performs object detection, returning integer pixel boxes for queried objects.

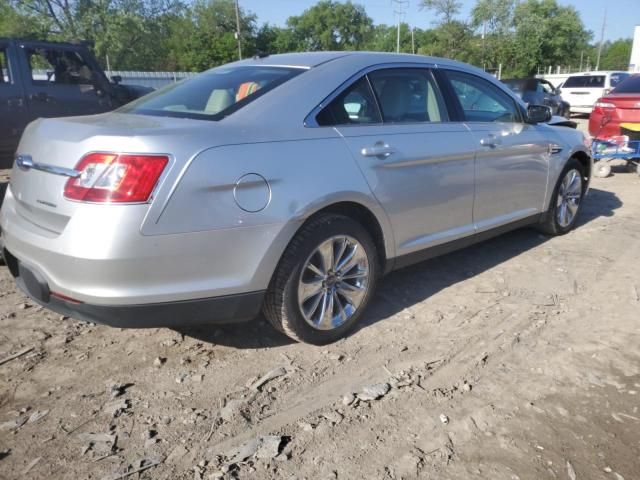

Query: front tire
[538,158,586,236]
[263,214,379,345]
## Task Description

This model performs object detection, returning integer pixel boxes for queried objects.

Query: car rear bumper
[570,106,593,114]
[4,248,264,327]
[0,185,296,307]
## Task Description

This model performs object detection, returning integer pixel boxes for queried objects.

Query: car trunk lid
[7,112,222,235]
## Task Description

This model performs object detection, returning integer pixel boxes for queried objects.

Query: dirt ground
[1,158,639,480]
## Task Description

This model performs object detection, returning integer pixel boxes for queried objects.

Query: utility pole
[234,0,242,60]
[595,7,607,71]
[392,0,409,53]
[396,13,401,53]
[411,26,415,54]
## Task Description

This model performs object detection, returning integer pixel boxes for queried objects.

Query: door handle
[7,97,24,108]
[29,92,50,102]
[361,144,395,158]
[480,136,502,148]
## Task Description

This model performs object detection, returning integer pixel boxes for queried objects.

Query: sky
[240,0,640,42]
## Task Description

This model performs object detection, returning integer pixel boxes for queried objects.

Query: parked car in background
[0,38,153,168]
[502,77,570,118]
[1,52,592,345]
[562,71,631,114]
[589,74,640,139]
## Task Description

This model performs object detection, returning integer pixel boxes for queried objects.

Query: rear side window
[368,68,447,123]
[612,75,640,93]
[123,66,304,121]
[316,77,382,126]
[445,70,520,123]
[563,75,605,88]
[0,48,10,83]
[610,73,630,88]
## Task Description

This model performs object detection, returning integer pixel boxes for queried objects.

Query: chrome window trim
[304,61,439,128]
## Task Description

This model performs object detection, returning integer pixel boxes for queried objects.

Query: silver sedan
[1,52,592,344]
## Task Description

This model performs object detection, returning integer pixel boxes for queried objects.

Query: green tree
[255,24,300,54]
[512,0,591,76]
[8,0,184,70]
[419,0,472,62]
[599,39,632,71]
[417,21,475,62]
[165,0,257,71]
[470,0,516,71]
[365,23,418,54]
[419,0,462,25]
[286,1,373,51]
[0,0,48,37]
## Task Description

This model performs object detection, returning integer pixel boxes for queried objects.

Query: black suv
[0,38,153,168]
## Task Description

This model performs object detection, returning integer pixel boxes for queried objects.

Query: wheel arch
[570,149,592,183]
[302,201,391,272]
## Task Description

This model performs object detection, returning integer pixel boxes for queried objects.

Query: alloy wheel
[297,235,370,330]
[556,168,583,228]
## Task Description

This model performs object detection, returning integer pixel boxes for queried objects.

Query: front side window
[316,77,381,126]
[368,68,446,123]
[445,70,520,123]
[0,48,10,83]
[26,47,96,87]
[122,66,303,121]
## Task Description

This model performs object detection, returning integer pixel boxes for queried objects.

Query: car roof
[567,71,627,76]
[235,51,472,70]
[0,37,93,49]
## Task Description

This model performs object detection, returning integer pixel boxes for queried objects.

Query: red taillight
[51,291,83,304]
[593,98,616,113]
[64,153,168,203]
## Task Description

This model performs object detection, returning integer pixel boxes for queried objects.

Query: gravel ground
[0,160,639,480]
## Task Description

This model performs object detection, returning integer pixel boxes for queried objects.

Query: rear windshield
[612,75,640,93]
[120,66,305,121]
[563,75,605,88]
[610,72,630,87]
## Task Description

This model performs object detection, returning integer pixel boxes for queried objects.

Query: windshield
[563,75,605,88]
[120,66,305,121]
[612,75,640,93]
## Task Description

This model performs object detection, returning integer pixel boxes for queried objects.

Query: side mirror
[111,75,122,85]
[555,88,562,95]
[527,104,552,124]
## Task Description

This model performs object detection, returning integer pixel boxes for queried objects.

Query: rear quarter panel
[141,136,394,288]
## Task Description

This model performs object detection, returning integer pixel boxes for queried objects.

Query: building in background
[630,25,640,73]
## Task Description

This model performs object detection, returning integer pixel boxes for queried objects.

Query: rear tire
[538,158,586,236]
[263,214,379,345]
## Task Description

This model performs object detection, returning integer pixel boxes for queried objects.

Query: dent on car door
[0,42,27,166]
[442,69,549,232]
[18,44,113,121]
[317,67,477,257]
